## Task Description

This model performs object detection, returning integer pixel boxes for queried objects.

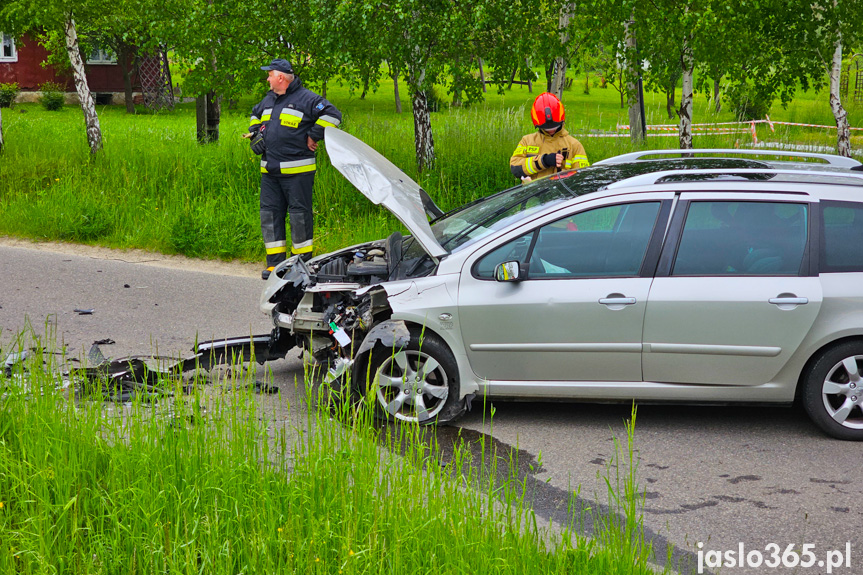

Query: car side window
[527,202,660,278]
[821,201,863,272]
[672,201,807,276]
[474,232,535,279]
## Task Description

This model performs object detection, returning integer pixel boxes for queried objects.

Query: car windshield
[431,179,576,253]
[430,159,773,254]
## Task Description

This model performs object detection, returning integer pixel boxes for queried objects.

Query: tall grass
[0,331,663,574]
[0,81,859,261]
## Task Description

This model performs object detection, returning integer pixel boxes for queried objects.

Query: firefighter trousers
[260,172,315,268]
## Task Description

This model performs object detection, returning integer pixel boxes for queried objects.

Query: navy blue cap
[261,58,293,74]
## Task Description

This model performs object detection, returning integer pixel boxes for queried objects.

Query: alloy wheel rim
[822,354,863,430]
[374,349,449,423]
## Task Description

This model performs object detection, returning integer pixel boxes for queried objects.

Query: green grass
[0,77,860,261]
[0,330,663,574]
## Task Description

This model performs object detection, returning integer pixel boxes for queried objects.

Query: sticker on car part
[329,322,351,347]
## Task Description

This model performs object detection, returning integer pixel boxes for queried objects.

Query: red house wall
[0,33,134,92]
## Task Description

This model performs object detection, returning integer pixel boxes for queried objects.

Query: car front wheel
[366,331,461,425]
[802,341,863,440]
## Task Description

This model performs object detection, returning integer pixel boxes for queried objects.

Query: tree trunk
[195,91,220,143]
[678,41,694,150]
[393,68,402,114]
[550,58,567,99]
[64,17,102,154]
[830,36,851,157]
[550,5,572,99]
[478,57,487,93]
[625,17,644,142]
[713,74,722,114]
[361,71,369,100]
[206,90,220,142]
[0,107,4,153]
[119,44,135,114]
[666,87,676,119]
[410,66,435,172]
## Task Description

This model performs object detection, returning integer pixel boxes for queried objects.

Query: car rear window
[673,201,807,276]
[821,201,863,272]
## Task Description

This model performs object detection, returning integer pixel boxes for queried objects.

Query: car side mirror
[494,261,526,282]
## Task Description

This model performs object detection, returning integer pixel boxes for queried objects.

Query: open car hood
[325,127,447,259]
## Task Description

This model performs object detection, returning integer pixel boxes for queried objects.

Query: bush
[39,82,66,111]
[725,82,773,121]
[0,82,19,108]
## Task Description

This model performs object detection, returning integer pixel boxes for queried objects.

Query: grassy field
[0,332,662,574]
[0,77,861,262]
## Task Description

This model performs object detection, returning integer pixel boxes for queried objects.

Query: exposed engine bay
[260,231,436,367]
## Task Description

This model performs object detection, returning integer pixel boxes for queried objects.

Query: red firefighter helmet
[531,92,565,131]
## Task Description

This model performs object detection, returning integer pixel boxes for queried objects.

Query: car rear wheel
[366,331,461,425]
[802,341,863,440]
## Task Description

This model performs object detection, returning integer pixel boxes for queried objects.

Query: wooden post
[196,95,208,143]
[478,57,486,93]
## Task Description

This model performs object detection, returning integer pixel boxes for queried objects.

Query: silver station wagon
[259,128,863,440]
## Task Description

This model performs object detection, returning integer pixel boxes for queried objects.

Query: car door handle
[768,297,808,306]
[599,296,636,306]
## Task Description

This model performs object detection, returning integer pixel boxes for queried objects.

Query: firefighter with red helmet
[510,92,589,182]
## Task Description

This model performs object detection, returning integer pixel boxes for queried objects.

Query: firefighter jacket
[509,128,589,181]
[249,77,342,176]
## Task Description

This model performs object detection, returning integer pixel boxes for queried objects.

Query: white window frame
[86,47,117,65]
[0,32,17,62]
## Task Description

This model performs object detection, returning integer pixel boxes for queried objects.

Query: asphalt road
[2,242,861,574]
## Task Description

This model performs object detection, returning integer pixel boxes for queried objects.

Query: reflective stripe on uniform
[250,116,261,127]
[280,108,304,128]
[571,155,590,168]
[260,159,268,174]
[315,114,341,128]
[279,158,316,174]
[261,107,273,121]
[292,239,313,254]
[524,158,539,176]
[513,145,525,155]
[265,240,287,255]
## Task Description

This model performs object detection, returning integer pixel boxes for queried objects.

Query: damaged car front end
[259,128,472,424]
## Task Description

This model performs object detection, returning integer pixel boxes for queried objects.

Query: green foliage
[0,82,19,108]
[425,85,444,113]
[725,82,774,121]
[38,82,65,111]
[168,200,260,259]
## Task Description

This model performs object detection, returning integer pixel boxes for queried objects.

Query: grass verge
[0,330,663,574]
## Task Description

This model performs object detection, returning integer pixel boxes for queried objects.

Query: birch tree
[718,0,861,155]
[64,17,102,153]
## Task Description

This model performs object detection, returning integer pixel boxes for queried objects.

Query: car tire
[802,341,863,440]
[364,330,462,425]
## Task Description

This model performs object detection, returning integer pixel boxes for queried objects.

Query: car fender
[377,274,480,397]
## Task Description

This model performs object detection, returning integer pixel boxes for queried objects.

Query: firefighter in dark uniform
[249,58,342,279]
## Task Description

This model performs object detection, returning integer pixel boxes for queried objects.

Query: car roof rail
[594,149,863,168]
[602,168,863,191]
